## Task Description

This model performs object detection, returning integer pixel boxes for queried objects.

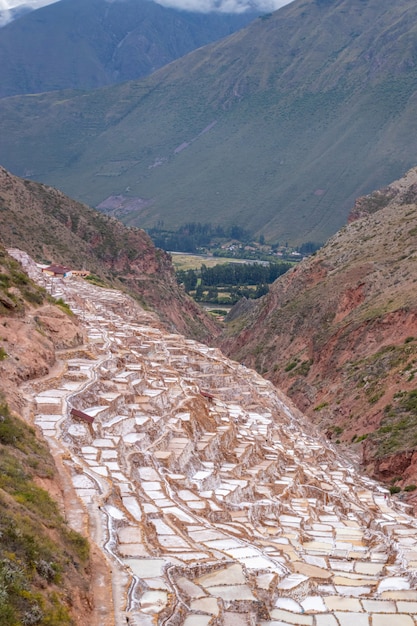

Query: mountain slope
[0,0,254,97]
[0,245,97,625]
[1,0,417,243]
[0,166,219,341]
[219,166,417,487]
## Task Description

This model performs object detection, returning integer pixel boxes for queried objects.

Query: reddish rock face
[220,166,417,492]
[0,303,83,411]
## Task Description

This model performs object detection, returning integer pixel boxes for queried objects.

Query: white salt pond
[127,558,167,578]
[17,256,417,626]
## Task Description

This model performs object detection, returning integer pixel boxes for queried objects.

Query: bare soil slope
[220,167,417,495]
[0,246,102,625]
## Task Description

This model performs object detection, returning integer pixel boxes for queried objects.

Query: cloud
[155,0,292,13]
[0,0,293,27]
[0,0,60,25]
[0,0,59,10]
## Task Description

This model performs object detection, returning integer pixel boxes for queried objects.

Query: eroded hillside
[0,246,96,625]
[220,167,417,494]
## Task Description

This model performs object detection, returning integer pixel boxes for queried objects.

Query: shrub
[404,484,417,492]
[298,360,312,376]
[84,273,106,287]
[0,403,24,445]
[64,529,89,562]
[389,485,401,494]
[314,402,329,412]
[355,434,368,443]
[22,288,44,305]
[284,360,298,372]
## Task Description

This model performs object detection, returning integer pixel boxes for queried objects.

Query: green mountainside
[0,0,254,97]
[1,0,417,243]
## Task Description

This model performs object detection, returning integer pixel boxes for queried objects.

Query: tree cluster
[178,261,291,290]
[177,260,292,304]
[148,222,251,252]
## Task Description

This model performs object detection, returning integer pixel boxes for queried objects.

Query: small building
[42,264,72,278]
[70,408,95,424]
[72,270,90,277]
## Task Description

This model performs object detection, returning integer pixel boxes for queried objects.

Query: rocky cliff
[220,167,417,500]
[0,165,218,341]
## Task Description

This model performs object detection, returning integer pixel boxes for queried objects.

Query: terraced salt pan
[13,254,417,626]
[183,616,212,626]
[127,558,168,578]
[122,497,142,521]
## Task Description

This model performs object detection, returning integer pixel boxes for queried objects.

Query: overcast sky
[0,0,294,23]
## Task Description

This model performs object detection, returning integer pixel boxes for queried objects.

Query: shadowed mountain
[0,0,255,96]
[0,166,219,341]
[1,0,417,243]
[219,166,417,490]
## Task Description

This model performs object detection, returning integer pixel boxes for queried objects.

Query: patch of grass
[63,528,89,563]
[84,273,106,287]
[0,247,47,316]
[399,388,417,412]
[297,359,312,376]
[0,397,90,624]
[370,387,417,457]
[54,298,73,316]
[284,360,298,372]
[313,402,329,412]
[22,286,45,305]
[355,434,368,443]
[368,389,384,405]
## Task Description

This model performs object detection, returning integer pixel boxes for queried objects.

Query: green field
[170,253,257,271]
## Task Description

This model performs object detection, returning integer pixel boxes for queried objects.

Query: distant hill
[219,166,417,488]
[0,166,218,340]
[1,0,417,244]
[0,0,255,96]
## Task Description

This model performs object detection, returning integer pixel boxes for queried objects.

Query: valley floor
[11,250,417,626]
